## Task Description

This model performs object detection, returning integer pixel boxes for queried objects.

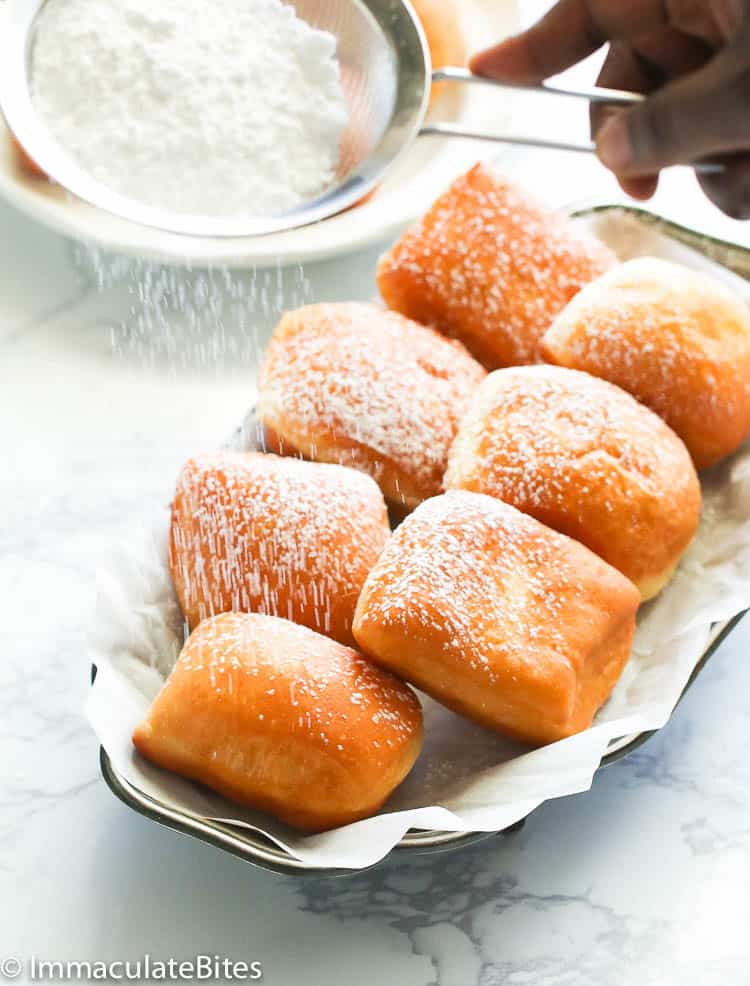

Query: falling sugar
[73,243,313,372]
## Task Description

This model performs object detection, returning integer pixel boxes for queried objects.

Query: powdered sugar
[257,303,487,504]
[354,490,632,684]
[542,256,750,469]
[177,612,421,755]
[170,452,389,646]
[446,365,696,507]
[377,164,616,368]
[444,365,702,589]
[30,0,349,216]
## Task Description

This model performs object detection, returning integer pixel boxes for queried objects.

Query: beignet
[353,491,640,745]
[411,0,466,104]
[11,134,47,179]
[256,302,486,508]
[170,451,389,646]
[444,365,701,600]
[541,257,750,470]
[377,164,616,368]
[133,613,424,831]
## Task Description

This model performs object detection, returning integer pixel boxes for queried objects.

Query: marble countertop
[3,95,750,985]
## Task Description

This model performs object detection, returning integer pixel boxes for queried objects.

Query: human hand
[470,1,750,218]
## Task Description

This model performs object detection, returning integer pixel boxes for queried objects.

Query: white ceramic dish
[0,0,520,268]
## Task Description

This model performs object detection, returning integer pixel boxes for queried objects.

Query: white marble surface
[4,28,750,983]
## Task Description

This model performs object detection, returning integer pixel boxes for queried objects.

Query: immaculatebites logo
[0,954,263,981]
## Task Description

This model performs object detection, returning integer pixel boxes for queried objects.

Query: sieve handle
[421,124,599,156]
[425,68,724,176]
[431,67,644,106]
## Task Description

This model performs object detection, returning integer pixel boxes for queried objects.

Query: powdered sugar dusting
[170,452,389,646]
[178,612,422,761]
[542,256,750,469]
[75,244,312,371]
[257,302,487,504]
[377,164,616,368]
[445,365,701,587]
[355,490,629,683]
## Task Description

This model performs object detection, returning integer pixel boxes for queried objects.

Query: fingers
[470,0,604,82]
[589,31,712,201]
[590,29,713,141]
[632,27,715,77]
[672,0,745,44]
[616,175,661,200]
[697,152,750,218]
[469,0,669,83]
[590,42,659,137]
[589,43,660,199]
[468,0,750,219]
[596,52,749,176]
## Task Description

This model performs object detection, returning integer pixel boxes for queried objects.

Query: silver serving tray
[96,204,750,877]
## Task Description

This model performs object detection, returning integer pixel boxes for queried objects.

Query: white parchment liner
[87,212,750,869]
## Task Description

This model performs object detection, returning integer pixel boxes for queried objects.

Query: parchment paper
[87,212,750,869]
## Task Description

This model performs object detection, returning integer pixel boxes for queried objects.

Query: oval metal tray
[96,204,750,876]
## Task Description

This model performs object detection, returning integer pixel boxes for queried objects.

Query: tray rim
[96,201,750,877]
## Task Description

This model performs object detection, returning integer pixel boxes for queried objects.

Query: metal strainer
[0,0,689,239]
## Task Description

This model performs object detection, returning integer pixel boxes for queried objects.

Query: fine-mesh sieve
[0,0,717,239]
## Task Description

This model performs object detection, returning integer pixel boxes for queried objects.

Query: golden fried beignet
[444,366,701,600]
[411,0,466,104]
[377,164,616,369]
[133,613,424,831]
[170,452,389,646]
[256,302,486,509]
[353,491,640,745]
[541,257,750,470]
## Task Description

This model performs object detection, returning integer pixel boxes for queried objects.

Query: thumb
[596,53,747,176]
